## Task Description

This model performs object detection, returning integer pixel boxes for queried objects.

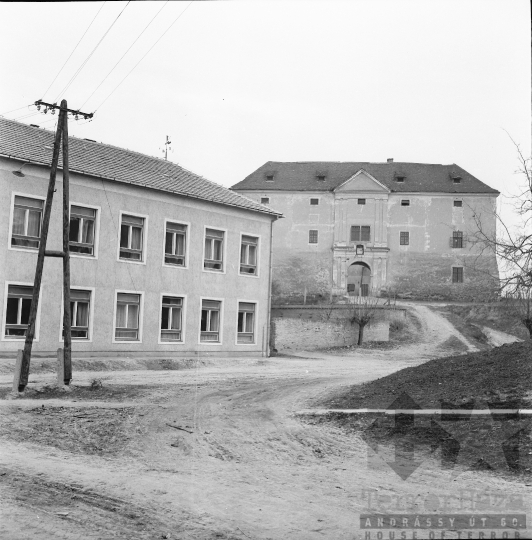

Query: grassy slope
[322,342,532,410]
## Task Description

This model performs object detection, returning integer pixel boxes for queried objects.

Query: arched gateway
[347,262,371,297]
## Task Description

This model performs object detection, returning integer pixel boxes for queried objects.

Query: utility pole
[16,99,93,392]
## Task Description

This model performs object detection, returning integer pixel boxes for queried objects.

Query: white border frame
[239,231,261,279]
[58,286,95,343]
[235,299,258,346]
[7,191,47,254]
[158,292,187,345]
[116,210,149,266]
[198,296,224,345]
[2,280,43,342]
[202,225,228,275]
[69,201,101,260]
[112,289,144,344]
[162,218,191,270]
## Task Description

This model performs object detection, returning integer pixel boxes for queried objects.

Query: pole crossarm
[34,100,94,120]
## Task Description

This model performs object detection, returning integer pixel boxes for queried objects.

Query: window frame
[8,192,46,253]
[452,231,464,249]
[202,226,227,274]
[399,231,410,246]
[236,300,257,346]
[309,198,319,206]
[117,211,148,265]
[260,197,270,205]
[2,281,42,342]
[308,229,318,244]
[59,286,95,343]
[198,297,224,345]
[357,199,366,205]
[453,199,463,208]
[112,289,144,344]
[239,232,260,278]
[158,292,187,345]
[452,267,464,283]
[400,200,411,207]
[350,225,371,243]
[69,202,100,259]
[162,218,190,270]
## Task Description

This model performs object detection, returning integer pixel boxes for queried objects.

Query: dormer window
[451,172,462,184]
[395,173,405,183]
[265,173,275,182]
[316,173,326,182]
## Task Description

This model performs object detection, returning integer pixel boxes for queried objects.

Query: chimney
[387,158,394,163]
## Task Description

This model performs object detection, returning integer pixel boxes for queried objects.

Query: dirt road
[0,305,530,539]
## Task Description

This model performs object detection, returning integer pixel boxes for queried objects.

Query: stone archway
[347,262,371,297]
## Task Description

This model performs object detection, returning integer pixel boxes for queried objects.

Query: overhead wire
[54,1,131,103]
[93,0,194,112]
[41,1,107,101]
[79,1,169,110]
[0,104,34,116]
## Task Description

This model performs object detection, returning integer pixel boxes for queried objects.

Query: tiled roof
[0,118,281,217]
[231,161,499,194]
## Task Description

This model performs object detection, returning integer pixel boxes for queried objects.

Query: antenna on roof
[161,135,172,161]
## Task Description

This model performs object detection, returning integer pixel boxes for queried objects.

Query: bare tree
[350,297,381,345]
[502,286,532,339]
[467,137,532,336]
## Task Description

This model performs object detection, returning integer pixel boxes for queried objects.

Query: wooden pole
[61,100,72,385]
[17,111,65,392]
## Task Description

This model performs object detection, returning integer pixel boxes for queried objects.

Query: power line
[41,1,107,101]
[94,1,194,112]
[54,1,131,103]
[0,104,33,116]
[79,1,169,110]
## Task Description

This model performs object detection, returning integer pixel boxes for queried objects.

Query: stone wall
[270,305,400,351]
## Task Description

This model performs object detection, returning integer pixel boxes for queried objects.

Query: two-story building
[0,118,281,357]
[232,160,499,302]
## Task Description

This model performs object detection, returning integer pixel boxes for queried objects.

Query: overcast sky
[1,1,530,225]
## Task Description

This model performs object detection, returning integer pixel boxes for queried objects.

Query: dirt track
[0,304,530,539]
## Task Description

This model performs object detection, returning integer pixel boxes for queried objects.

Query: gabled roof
[231,161,499,195]
[0,118,281,217]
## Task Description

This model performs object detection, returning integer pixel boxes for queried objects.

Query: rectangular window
[160,296,183,342]
[200,300,221,342]
[240,235,258,275]
[63,289,91,340]
[454,200,463,207]
[452,267,464,283]
[453,178,461,184]
[69,205,96,256]
[5,285,33,338]
[309,230,318,244]
[204,228,224,271]
[11,196,44,249]
[452,231,464,248]
[237,302,255,344]
[401,200,410,206]
[310,198,319,205]
[115,293,140,341]
[400,232,409,245]
[120,214,144,261]
[350,225,371,242]
[261,197,270,204]
[165,222,187,266]
[358,199,366,205]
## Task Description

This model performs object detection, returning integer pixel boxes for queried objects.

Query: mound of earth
[322,341,532,410]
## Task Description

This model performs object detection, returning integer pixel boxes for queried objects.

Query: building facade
[232,161,499,303]
[0,119,280,357]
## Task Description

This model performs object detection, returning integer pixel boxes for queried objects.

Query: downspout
[265,217,275,357]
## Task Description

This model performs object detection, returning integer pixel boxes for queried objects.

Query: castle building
[232,160,499,303]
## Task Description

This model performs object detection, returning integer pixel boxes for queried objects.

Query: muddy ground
[0,303,530,540]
